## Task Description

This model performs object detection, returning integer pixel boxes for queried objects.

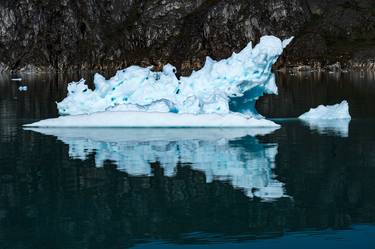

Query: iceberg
[26,127,285,199]
[298,101,351,137]
[299,100,351,120]
[25,35,292,128]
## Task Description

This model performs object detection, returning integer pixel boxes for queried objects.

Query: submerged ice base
[55,36,292,124]
[24,111,280,128]
[26,128,284,199]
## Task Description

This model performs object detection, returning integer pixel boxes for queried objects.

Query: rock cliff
[0,0,373,73]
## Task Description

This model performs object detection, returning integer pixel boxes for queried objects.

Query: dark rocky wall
[0,0,373,74]
[285,0,375,70]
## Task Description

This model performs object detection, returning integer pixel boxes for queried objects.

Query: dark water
[1,72,375,249]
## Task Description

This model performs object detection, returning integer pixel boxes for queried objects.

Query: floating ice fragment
[299,100,351,120]
[18,86,28,91]
[299,101,351,137]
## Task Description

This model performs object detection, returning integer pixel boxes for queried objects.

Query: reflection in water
[26,128,284,199]
[300,119,351,137]
[1,120,375,249]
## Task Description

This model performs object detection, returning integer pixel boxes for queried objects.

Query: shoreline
[1,60,375,76]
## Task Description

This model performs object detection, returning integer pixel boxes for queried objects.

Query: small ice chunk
[18,86,28,91]
[299,100,351,120]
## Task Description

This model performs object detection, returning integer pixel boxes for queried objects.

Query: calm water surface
[1,72,375,249]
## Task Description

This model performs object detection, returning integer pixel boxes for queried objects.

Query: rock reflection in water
[26,127,284,199]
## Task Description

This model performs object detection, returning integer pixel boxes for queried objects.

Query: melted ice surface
[26,128,285,199]
[57,36,292,117]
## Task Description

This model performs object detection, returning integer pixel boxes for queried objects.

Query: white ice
[18,86,28,91]
[298,100,351,137]
[39,36,293,128]
[298,100,351,120]
[25,128,285,200]
[24,111,279,128]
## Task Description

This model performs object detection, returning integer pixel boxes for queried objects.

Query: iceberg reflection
[26,128,285,199]
[301,119,350,137]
